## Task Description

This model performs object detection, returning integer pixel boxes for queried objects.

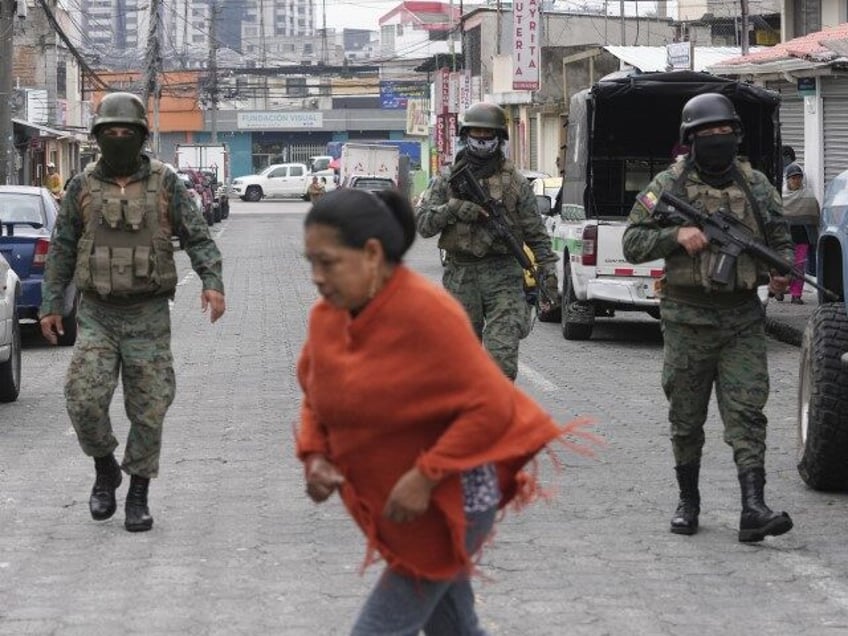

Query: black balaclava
[96,125,147,177]
[691,130,738,185]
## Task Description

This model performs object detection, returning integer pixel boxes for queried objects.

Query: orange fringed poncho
[296,265,594,581]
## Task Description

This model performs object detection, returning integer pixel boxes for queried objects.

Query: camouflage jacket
[40,156,224,316]
[415,158,556,269]
[623,158,792,306]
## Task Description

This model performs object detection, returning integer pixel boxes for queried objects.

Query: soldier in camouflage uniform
[39,93,226,532]
[622,93,794,543]
[415,102,558,380]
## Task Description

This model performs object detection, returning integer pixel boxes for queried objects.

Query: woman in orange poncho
[297,188,597,635]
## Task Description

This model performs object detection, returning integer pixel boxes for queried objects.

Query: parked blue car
[0,186,77,346]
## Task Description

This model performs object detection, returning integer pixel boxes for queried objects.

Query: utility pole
[321,0,328,65]
[259,0,267,108]
[619,0,625,44]
[0,0,16,184]
[208,1,219,142]
[495,0,501,55]
[448,0,456,71]
[740,0,750,55]
[144,0,163,157]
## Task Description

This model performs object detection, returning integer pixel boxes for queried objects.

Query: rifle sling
[729,164,771,248]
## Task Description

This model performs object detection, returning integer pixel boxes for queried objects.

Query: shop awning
[12,118,86,141]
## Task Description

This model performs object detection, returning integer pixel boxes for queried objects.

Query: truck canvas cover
[563,70,782,219]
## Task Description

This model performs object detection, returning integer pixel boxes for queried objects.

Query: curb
[764,317,803,347]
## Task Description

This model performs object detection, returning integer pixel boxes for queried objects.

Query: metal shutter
[822,79,848,185]
[769,81,805,167]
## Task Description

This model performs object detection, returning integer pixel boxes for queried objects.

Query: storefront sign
[406,98,429,137]
[380,81,428,109]
[237,111,323,130]
[797,77,817,97]
[512,0,540,91]
[666,41,693,71]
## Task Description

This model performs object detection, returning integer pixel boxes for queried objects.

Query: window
[289,166,304,177]
[792,0,821,38]
[56,61,67,99]
[268,167,288,178]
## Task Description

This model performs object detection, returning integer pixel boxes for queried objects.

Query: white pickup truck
[232,162,336,202]
[545,70,783,340]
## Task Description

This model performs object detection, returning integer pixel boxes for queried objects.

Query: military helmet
[460,102,509,140]
[679,93,741,144]
[90,92,149,136]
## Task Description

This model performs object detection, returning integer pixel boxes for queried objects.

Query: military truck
[546,70,782,340]
[797,169,848,491]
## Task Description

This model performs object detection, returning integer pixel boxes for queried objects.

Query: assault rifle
[653,191,838,301]
[448,164,556,306]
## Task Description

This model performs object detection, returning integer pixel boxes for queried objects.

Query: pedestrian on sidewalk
[623,93,794,543]
[782,162,821,304]
[307,175,325,203]
[39,92,226,533]
[297,187,599,635]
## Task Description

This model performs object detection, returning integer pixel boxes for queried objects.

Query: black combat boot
[89,453,122,520]
[738,467,793,543]
[125,475,153,532]
[670,463,700,535]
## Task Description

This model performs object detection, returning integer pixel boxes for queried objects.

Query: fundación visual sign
[237,111,323,130]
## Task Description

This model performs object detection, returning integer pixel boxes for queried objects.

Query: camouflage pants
[65,294,176,478]
[660,300,769,469]
[443,255,530,380]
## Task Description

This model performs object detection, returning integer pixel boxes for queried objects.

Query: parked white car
[231,163,336,202]
[0,253,21,402]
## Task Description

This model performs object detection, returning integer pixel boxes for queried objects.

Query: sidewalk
[763,285,819,347]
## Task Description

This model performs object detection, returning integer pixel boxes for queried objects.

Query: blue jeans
[350,507,497,636]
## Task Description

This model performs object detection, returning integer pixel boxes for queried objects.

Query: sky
[321,0,399,30]
[321,1,669,31]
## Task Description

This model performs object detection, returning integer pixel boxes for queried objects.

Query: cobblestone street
[1,200,846,635]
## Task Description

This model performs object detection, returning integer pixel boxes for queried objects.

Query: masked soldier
[622,93,794,543]
[39,92,226,532]
[415,102,558,381]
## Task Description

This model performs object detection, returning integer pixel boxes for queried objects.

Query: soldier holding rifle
[623,93,795,543]
[415,102,558,381]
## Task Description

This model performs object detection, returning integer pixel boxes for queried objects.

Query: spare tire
[797,302,848,491]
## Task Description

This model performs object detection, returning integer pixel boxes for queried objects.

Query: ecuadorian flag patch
[637,191,658,212]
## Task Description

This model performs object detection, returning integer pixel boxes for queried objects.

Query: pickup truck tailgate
[595,223,664,278]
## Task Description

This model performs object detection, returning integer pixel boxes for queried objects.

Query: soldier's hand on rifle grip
[447,198,486,223]
[676,226,709,256]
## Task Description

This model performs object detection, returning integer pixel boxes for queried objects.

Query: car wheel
[0,300,21,403]
[561,260,593,340]
[797,302,848,491]
[245,186,262,202]
[57,292,78,347]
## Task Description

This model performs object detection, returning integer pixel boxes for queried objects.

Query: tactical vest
[663,159,770,293]
[74,160,178,299]
[439,161,523,258]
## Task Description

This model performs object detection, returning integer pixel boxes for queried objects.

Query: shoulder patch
[637,191,658,212]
